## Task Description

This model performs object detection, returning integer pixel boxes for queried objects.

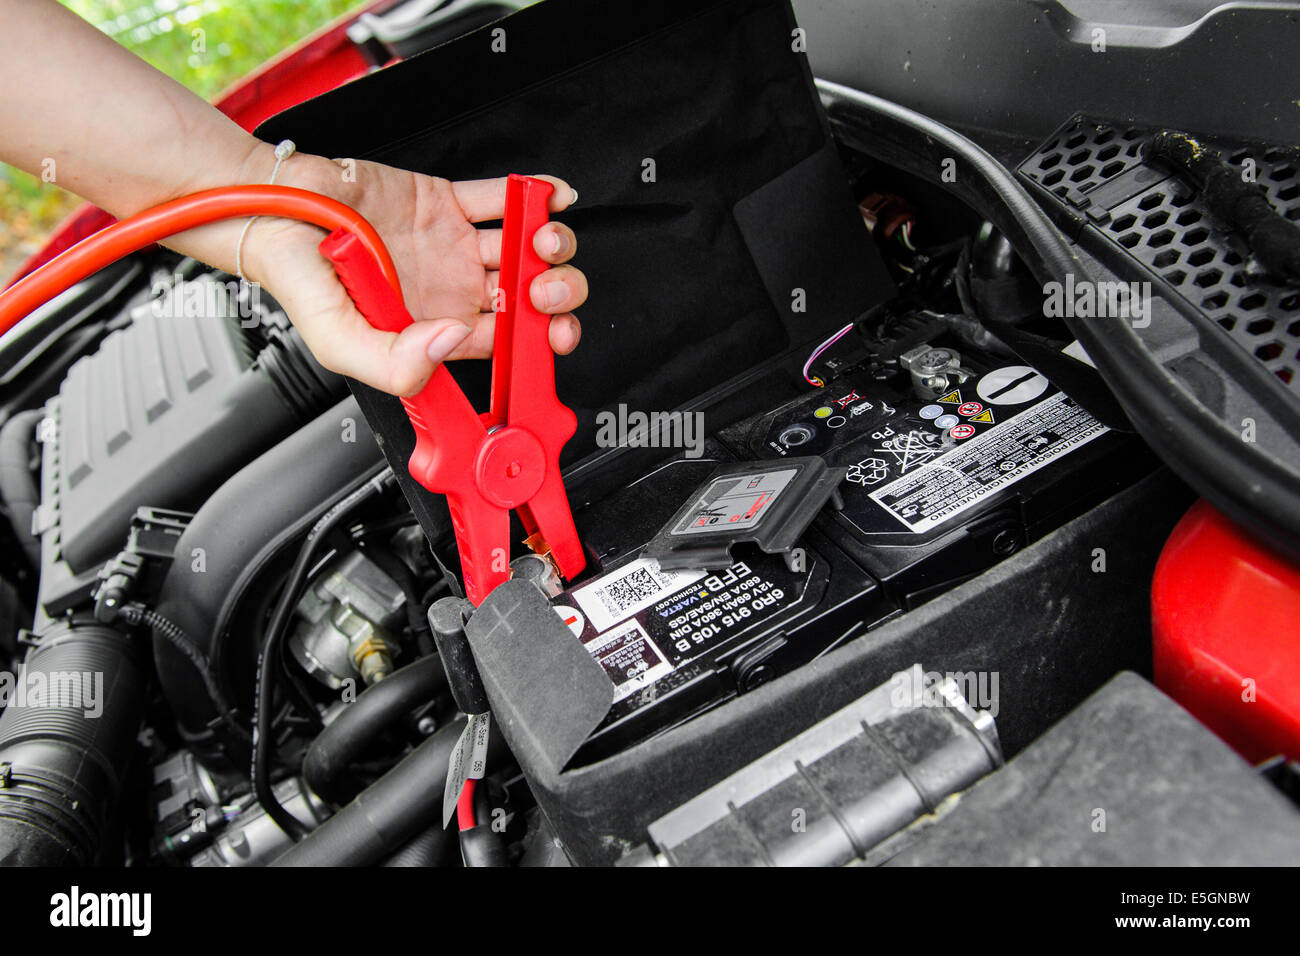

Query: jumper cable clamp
[320,174,586,604]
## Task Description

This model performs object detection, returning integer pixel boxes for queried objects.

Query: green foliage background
[0,0,367,278]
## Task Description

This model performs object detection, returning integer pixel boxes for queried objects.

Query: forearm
[0,0,263,217]
[0,1,588,397]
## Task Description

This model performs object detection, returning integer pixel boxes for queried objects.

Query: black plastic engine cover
[42,297,294,574]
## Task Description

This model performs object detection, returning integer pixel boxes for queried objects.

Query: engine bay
[1,0,1299,875]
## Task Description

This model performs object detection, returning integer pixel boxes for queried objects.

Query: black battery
[716,342,1156,607]
[552,447,884,762]
[550,336,1155,761]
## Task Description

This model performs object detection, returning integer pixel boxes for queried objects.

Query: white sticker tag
[572,557,705,633]
[442,712,491,828]
[586,618,675,702]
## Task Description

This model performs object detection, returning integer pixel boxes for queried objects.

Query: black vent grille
[1020,117,1300,390]
[1020,122,1150,206]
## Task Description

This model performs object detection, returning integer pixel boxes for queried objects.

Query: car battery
[551,446,886,761]
[549,335,1155,761]
[716,339,1156,607]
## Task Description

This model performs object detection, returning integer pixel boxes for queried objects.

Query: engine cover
[33,274,343,615]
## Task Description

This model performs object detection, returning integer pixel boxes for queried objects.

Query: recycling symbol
[846,456,890,486]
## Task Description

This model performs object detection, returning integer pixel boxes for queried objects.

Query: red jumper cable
[0,176,586,606]
[456,778,478,831]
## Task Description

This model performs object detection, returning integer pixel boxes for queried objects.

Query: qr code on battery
[596,566,664,617]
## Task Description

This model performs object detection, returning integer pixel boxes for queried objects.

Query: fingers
[261,166,587,398]
[444,312,582,362]
[274,261,470,396]
[298,286,580,397]
[481,262,587,314]
[549,312,582,354]
[452,174,579,223]
[478,229,501,268]
[452,178,510,223]
[530,263,588,314]
[313,289,579,392]
[529,174,580,212]
[290,301,466,396]
[477,221,577,269]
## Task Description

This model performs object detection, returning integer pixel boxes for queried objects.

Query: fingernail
[569,187,578,206]
[543,281,569,310]
[427,323,472,361]
[548,230,569,256]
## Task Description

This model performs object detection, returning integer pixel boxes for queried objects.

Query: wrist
[240,150,376,285]
[234,147,336,285]
[231,138,278,190]
[269,149,357,205]
[156,141,349,285]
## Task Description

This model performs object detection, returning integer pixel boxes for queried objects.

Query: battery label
[572,557,705,633]
[583,618,675,702]
[659,561,793,659]
[563,555,809,712]
[868,392,1107,533]
[669,468,798,535]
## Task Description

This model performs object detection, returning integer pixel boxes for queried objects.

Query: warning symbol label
[970,408,995,424]
[874,430,946,473]
[937,390,962,404]
[868,392,1107,533]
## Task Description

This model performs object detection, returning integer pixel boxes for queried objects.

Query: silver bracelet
[235,139,296,283]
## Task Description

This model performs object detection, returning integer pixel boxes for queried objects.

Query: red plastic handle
[488,176,585,580]
[320,228,505,603]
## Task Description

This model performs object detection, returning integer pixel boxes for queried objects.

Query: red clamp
[319,174,585,604]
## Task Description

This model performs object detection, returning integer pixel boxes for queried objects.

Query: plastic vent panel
[1019,116,1300,391]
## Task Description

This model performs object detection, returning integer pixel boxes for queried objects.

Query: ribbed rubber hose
[0,623,145,865]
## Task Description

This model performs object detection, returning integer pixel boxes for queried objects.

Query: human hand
[239,151,585,396]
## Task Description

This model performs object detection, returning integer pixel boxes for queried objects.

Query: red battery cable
[0,185,401,339]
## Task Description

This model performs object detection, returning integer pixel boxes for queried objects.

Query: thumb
[287,290,474,397]
[342,313,474,397]
[378,317,475,396]
[257,237,475,397]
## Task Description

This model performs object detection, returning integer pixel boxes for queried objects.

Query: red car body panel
[1153,499,1300,764]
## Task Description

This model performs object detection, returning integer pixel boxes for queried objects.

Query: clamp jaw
[320,175,585,604]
